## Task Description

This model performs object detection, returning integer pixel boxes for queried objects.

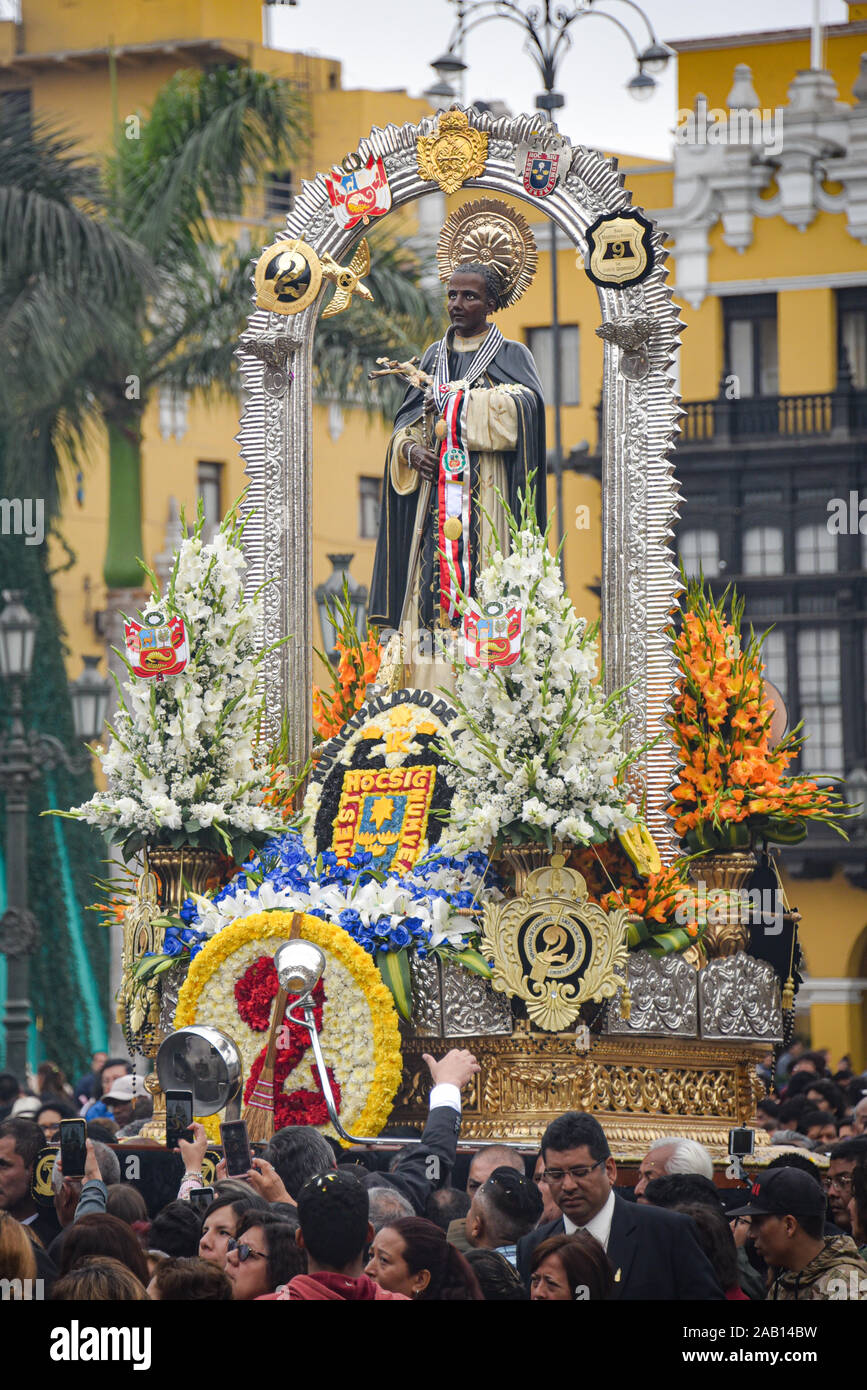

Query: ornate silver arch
[236,106,684,859]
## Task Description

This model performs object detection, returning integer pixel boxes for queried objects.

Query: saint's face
[447,271,492,338]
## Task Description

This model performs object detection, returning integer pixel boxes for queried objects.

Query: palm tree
[312,229,444,417]
[0,104,153,514]
[98,65,306,587]
[0,105,156,1074]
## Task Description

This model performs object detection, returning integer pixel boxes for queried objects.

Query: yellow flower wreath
[175,911,403,1143]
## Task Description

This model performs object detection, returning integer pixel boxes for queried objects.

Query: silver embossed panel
[604,951,698,1037]
[409,952,513,1037]
[699,953,783,1042]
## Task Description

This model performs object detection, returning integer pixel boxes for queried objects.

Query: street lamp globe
[424,79,458,109]
[431,50,467,84]
[315,554,368,665]
[627,70,657,102]
[0,590,37,682]
[639,42,673,76]
[70,654,111,743]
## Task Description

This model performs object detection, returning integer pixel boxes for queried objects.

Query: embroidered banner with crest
[332,766,437,874]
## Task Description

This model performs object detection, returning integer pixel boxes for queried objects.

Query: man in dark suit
[516,1113,724,1300]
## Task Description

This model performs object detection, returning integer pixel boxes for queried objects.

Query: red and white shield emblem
[325,154,391,229]
[124,609,189,680]
[463,601,523,668]
[522,151,559,197]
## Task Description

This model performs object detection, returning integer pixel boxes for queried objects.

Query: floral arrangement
[176,830,496,1018]
[175,910,403,1139]
[313,583,381,741]
[569,842,707,957]
[58,502,286,863]
[667,577,849,853]
[440,484,641,853]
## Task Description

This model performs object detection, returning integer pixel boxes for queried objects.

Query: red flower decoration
[237,956,341,1126]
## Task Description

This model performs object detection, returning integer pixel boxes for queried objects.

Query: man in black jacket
[257,1048,479,1215]
[516,1113,724,1300]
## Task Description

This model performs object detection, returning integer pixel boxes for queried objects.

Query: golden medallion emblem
[254,238,323,315]
[481,858,631,1031]
[417,110,488,195]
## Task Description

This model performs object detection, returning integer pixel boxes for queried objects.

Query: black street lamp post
[431,0,671,566]
[0,592,109,1082]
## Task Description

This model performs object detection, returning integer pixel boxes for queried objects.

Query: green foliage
[0,105,152,515]
[0,532,109,1075]
[315,228,445,415]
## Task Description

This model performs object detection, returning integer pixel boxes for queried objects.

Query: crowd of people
[1,1040,866,1301]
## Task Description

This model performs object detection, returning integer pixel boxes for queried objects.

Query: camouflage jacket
[769,1235,867,1300]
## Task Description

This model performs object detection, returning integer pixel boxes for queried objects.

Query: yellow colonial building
[3,0,867,1065]
[613,6,867,1071]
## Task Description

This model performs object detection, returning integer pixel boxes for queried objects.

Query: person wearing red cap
[728,1168,867,1300]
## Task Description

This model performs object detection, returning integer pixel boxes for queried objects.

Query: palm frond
[315,231,444,414]
[109,67,307,269]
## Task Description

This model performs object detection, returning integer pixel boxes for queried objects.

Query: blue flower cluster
[179,831,498,959]
[162,923,209,959]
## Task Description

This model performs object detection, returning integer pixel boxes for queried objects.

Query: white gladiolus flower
[66,507,279,858]
[442,491,639,852]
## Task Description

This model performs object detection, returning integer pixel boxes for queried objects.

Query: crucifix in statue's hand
[369,356,441,691]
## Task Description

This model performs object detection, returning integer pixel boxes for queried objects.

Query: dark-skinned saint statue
[368,200,547,688]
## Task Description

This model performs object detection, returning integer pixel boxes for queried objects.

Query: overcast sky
[268,0,851,158]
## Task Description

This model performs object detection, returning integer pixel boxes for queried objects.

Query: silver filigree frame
[236,107,684,856]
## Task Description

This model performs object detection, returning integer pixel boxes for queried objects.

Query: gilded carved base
[390,1025,769,1159]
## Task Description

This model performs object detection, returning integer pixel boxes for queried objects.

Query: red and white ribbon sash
[437,386,471,624]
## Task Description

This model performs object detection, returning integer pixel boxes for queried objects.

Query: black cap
[727,1168,826,1220]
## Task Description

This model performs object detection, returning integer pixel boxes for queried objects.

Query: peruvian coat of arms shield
[463,601,523,668]
[124,610,189,680]
[325,154,391,229]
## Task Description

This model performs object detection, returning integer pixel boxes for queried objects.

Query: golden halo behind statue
[437,198,538,309]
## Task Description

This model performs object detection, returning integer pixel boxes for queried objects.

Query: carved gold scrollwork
[390,1034,763,1153]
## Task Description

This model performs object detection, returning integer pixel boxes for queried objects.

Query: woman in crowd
[366,1216,483,1300]
[36,1096,78,1143]
[36,1062,72,1101]
[197,1189,269,1270]
[464,1248,527,1300]
[51,1256,149,1301]
[226,1211,305,1300]
[58,1213,151,1287]
[673,1201,748,1301]
[529,1232,615,1301]
[105,1183,150,1232]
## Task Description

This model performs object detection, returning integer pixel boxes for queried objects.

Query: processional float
[99,105,829,1163]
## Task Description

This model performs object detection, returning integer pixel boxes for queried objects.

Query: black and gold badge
[584,208,654,287]
[254,238,322,314]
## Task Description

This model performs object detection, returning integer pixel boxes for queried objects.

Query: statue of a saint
[368,201,547,677]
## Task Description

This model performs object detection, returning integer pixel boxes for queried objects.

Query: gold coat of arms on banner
[481,856,631,1031]
[417,110,488,194]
